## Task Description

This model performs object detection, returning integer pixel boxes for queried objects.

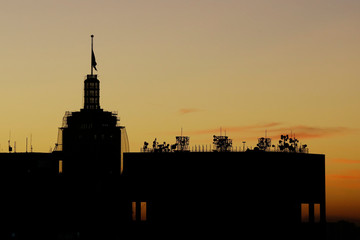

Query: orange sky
[0,0,360,224]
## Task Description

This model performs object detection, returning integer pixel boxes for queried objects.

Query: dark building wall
[0,152,57,176]
[54,74,123,177]
[0,152,129,239]
[61,110,122,176]
[123,151,326,239]
[0,150,326,239]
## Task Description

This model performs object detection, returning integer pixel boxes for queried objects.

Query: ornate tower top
[83,35,100,110]
[83,74,100,110]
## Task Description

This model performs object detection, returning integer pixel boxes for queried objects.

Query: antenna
[30,134,33,153]
[91,35,94,75]
[90,35,97,75]
[8,131,12,153]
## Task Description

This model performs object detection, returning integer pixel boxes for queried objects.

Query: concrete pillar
[136,201,141,221]
[320,201,326,223]
[309,203,314,223]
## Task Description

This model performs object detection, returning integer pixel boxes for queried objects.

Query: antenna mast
[8,131,12,153]
[30,134,33,153]
[91,35,94,75]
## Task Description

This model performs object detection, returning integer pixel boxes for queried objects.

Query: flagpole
[91,35,94,76]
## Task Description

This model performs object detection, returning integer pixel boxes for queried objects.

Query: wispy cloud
[188,122,281,135]
[332,158,360,164]
[270,125,354,139]
[327,169,360,189]
[328,174,360,180]
[185,123,355,140]
[179,108,202,115]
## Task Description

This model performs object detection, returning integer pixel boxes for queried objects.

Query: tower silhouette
[55,35,128,176]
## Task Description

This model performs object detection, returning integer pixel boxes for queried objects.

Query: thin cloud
[268,126,354,139]
[332,158,360,164]
[179,108,202,115]
[188,122,281,135]
[165,123,354,143]
[327,173,360,181]
[327,169,360,190]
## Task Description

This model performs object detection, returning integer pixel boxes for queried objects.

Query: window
[132,201,147,221]
[59,160,63,174]
[314,203,321,223]
[301,203,321,223]
[132,202,136,221]
[301,203,309,223]
[141,202,147,221]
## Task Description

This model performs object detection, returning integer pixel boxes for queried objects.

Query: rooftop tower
[84,35,100,110]
[54,35,129,176]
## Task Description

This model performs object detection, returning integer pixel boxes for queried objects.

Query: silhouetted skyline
[0,0,360,229]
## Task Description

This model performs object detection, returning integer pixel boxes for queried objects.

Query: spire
[83,35,100,110]
[91,35,97,75]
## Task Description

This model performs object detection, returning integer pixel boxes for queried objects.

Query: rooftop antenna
[30,134,33,153]
[8,131,12,153]
[90,35,97,76]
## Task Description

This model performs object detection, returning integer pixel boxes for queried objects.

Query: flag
[92,50,97,71]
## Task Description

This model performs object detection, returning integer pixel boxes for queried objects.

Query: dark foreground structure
[124,151,326,239]
[0,39,326,239]
[0,150,326,239]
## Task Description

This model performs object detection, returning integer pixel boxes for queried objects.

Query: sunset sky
[0,0,360,224]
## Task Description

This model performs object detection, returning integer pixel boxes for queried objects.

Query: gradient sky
[1,0,360,224]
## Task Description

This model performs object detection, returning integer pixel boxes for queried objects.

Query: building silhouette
[124,150,326,239]
[0,38,327,240]
[55,73,128,176]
